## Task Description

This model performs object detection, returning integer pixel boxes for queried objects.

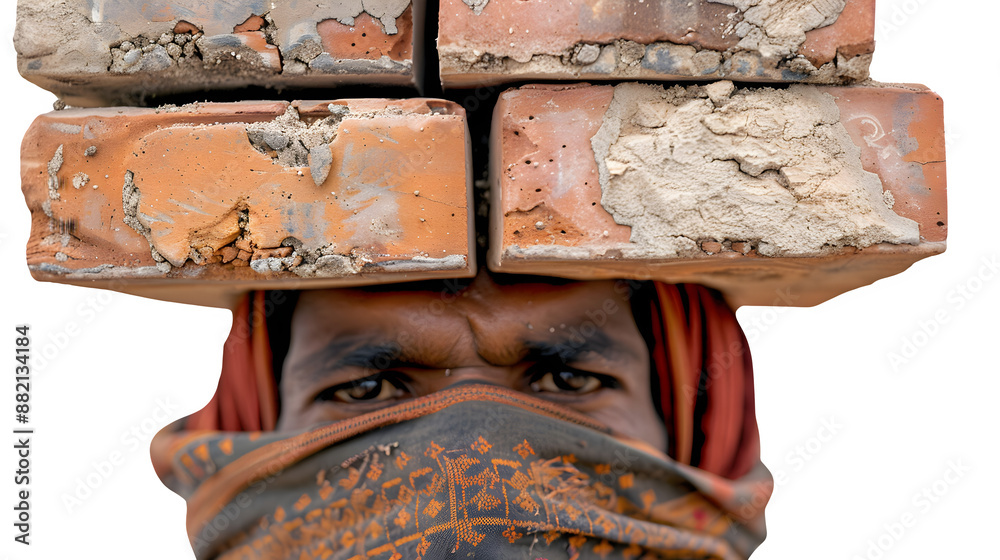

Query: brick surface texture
[489,82,946,307]
[15,0,425,106]
[439,0,874,87]
[17,0,947,308]
[21,99,473,304]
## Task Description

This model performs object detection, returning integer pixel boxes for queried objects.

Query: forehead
[293,278,629,325]
[289,278,643,366]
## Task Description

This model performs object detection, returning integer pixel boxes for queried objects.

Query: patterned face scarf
[152,283,772,559]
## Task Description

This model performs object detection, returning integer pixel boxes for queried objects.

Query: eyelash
[525,362,620,393]
[314,364,620,404]
[314,371,410,403]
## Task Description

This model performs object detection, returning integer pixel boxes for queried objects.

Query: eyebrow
[522,330,618,365]
[297,327,625,386]
[293,337,388,383]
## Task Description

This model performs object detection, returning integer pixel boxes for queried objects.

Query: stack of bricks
[18,0,946,308]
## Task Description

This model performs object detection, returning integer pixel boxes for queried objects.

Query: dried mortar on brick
[97,102,467,278]
[445,0,861,83]
[716,0,845,62]
[246,105,348,187]
[275,0,411,65]
[122,170,171,271]
[591,82,919,257]
[461,0,490,15]
[46,144,63,201]
[18,0,410,43]
[272,0,411,33]
[16,0,415,104]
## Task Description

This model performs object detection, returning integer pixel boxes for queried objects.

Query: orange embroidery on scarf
[502,525,523,543]
[593,538,615,557]
[339,468,360,489]
[471,436,492,454]
[365,520,383,540]
[207,434,745,560]
[622,543,643,559]
[193,443,210,462]
[339,530,355,548]
[491,457,522,470]
[640,489,657,513]
[619,473,635,489]
[425,441,444,460]
[594,514,616,534]
[186,386,611,540]
[293,494,311,511]
[514,439,535,458]
[563,503,582,522]
[459,524,485,546]
[650,493,733,538]
[408,467,434,493]
[394,451,411,470]
[329,497,348,509]
[282,518,302,533]
[423,499,444,518]
[366,460,383,481]
[507,470,531,491]
[470,487,502,511]
[415,537,431,556]
[513,491,540,513]
[394,509,411,529]
[394,484,414,505]
[218,438,233,456]
[179,453,200,478]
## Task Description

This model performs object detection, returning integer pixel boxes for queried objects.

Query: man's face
[278,274,667,450]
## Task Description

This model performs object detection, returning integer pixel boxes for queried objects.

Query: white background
[1,1,996,558]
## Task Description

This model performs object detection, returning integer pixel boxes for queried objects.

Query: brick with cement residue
[15,0,424,107]
[439,0,874,88]
[21,98,473,307]
[489,82,946,307]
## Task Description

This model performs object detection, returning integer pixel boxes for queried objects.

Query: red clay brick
[21,98,473,307]
[439,0,873,88]
[15,0,425,107]
[489,82,946,308]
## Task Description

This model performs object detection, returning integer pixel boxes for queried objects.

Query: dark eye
[528,366,618,395]
[315,373,408,404]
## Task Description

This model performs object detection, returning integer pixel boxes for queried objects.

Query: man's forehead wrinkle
[464,314,483,364]
[423,326,472,367]
[465,312,531,366]
[394,310,476,368]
